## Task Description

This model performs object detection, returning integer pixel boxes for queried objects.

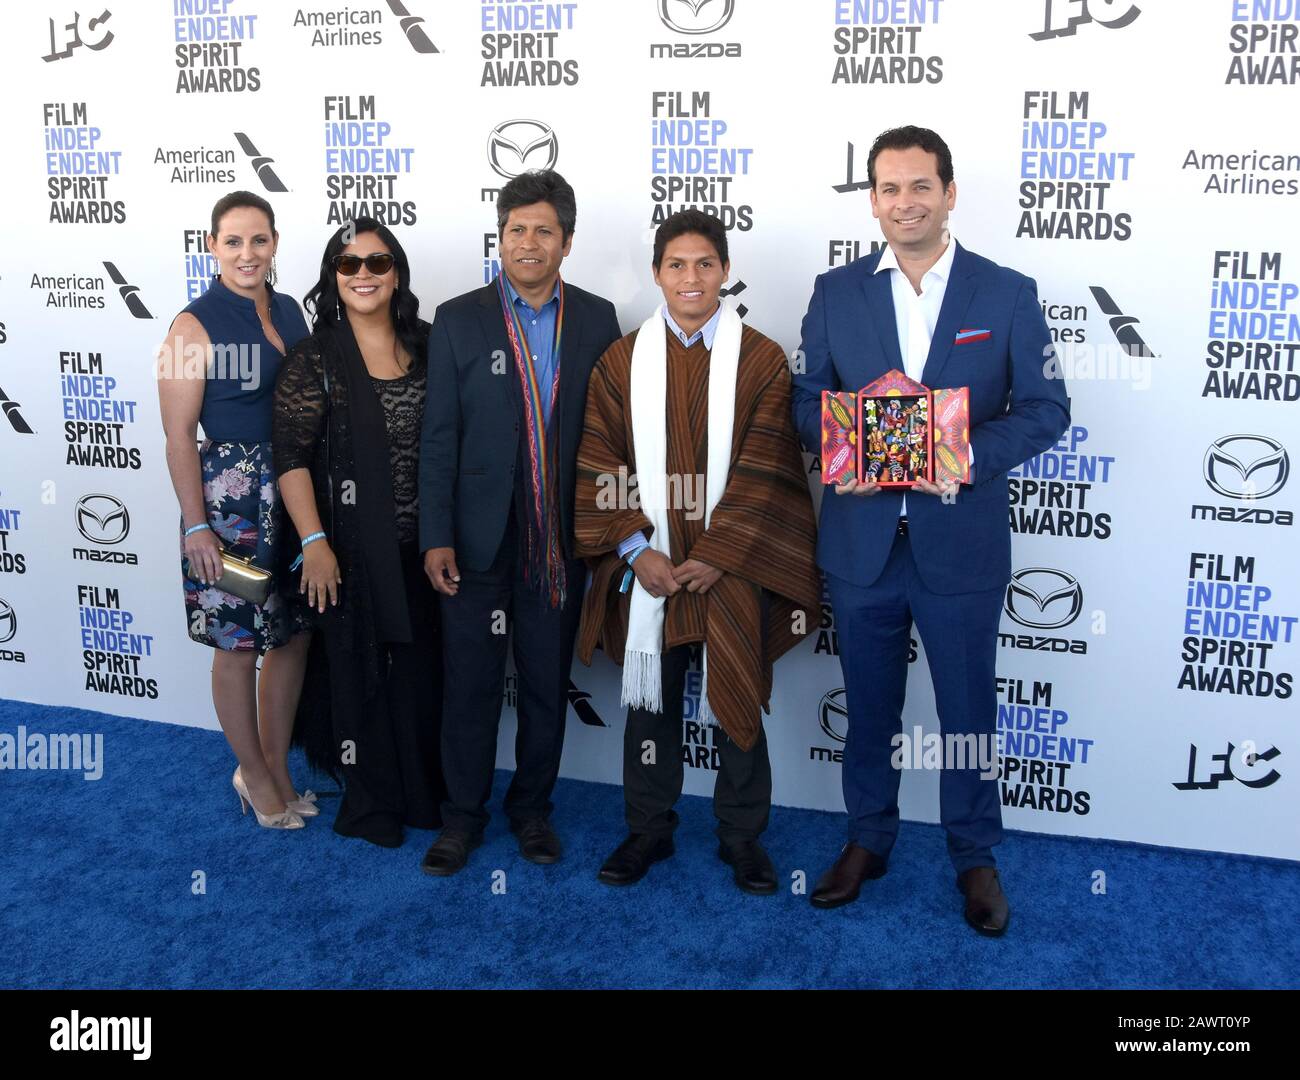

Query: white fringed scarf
[621,302,742,724]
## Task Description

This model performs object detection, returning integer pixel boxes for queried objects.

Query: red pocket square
[954,328,991,345]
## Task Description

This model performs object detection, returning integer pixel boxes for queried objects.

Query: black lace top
[272,322,429,745]
[369,368,425,544]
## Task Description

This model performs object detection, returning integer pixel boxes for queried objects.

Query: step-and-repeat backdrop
[0,1,1296,859]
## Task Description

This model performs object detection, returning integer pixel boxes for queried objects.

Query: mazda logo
[0,598,15,644]
[818,688,848,744]
[76,493,130,545]
[1203,434,1289,501]
[487,120,558,180]
[1004,568,1083,630]
[658,0,735,34]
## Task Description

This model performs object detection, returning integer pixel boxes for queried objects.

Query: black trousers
[438,512,584,835]
[624,644,772,845]
[324,542,445,846]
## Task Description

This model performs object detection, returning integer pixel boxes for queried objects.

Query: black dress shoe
[511,817,562,865]
[718,840,778,895]
[597,833,674,886]
[809,843,887,909]
[957,867,1010,936]
[419,829,481,877]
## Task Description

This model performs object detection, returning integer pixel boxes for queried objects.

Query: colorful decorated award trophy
[820,370,970,488]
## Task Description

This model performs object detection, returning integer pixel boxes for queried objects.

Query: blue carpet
[1,697,1297,990]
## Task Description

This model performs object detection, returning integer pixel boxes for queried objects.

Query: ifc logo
[818,687,848,744]
[658,0,735,34]
[1203,435,1289,501]
[0,597,15,644]
[75,493,130,545]
[1003,568,1083,630]
[487,120,559,180]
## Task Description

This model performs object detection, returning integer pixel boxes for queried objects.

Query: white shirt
[875,237,956,382]
[873,238,957,514]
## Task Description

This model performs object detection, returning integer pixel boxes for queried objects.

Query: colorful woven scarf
[496,272,567,607]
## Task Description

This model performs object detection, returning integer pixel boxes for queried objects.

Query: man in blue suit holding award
[791,127,1070,934]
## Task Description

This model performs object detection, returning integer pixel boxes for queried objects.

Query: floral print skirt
[181,440,307,653]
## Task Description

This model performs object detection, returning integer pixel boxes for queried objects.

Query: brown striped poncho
[573,322,821,751]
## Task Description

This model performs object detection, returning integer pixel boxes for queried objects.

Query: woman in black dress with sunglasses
[272,218,445,848]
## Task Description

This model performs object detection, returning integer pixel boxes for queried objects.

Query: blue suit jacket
[791,242,1070,595]
[418,281,621,571]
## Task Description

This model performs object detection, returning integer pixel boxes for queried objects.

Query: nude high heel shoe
[233,767,305,829]
[287,790,319,817]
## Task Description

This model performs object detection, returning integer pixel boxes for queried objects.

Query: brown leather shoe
[809,843,887,909]
[957,867,1010,936]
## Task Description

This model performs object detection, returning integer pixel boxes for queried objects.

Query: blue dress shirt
[502,273,561,426]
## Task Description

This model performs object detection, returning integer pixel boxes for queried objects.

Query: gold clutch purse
[188,549,273,606]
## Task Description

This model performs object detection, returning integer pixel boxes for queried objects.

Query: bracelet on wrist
[625,545,648,568]
[184,523,211,537]
[301,531,327,549]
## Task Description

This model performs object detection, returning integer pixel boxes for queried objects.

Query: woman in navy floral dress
[157,191,314,830]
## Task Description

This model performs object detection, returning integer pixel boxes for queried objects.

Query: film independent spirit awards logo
[487,120,558,180]
[1203,435,1290,500]
[1003,568,1084,630]
[75,494,130,545]
[659,0,735,35]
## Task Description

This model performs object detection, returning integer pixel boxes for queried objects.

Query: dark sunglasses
[331,252,395,276]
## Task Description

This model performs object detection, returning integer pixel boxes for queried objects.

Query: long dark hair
[303,217,428,364]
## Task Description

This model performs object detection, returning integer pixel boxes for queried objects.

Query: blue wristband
[301,531,327,548]
[184,523,211,537]
[625,545,648,568]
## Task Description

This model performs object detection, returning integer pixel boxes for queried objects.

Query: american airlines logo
[567,681,606,727]
[719,280,747,318]
[1088,286,1153,358]
[487,120,559,180]
[385,0,439,53]
[233,133,288,192]
[0,385,35,435]
[102,262,153,319]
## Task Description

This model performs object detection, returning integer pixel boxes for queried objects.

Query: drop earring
[267,255,278,287]
[335,296,341,321]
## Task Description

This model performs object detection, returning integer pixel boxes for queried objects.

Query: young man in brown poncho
[573,210,821,894]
